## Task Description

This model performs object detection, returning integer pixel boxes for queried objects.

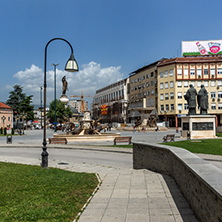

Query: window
[160,105,164,111]
[211,80,216,87]
[211,92,216,98]
[146,74,149,78]
[143,92,146,96]
[171,104,174,111]
[131,80,134,84]
[170,92,174,99]
[138,77,141,82]
[131,87,134,91]
[177,81,182,87]
[165,70,168,77]
[218,68,222,74]
[190,69,195,75]
[151,81,154,86]
[211,103,216,110]
[177,68,182,75]
[165,104,169,111]
[142,83,145,88]
[160,94,164,100]
[184,104,189,110]
[178,92,182,99]
[165,82,168,89]
[8,117,10,121]
[197,81,201,87]
[184,81,188,87]
[151,89,154,95]
[218,80,222,86]
[146,91,149,95]
[165,93,169,100]
[160,72,163,78]
[135,86,137,90]
[146,82,149,87]
[138,85,141,89]
[178,104,182,111]
[190,81,195,87]
[170,69,173,76]
[151,72,154,77]
[197,69,202,77]
[204,81,208,87]
[138,93,142,98]
[142,75,145,80]
[184,68,188,76]
[218,91,222,98]
[170,81,173,88]
[219,103,222,109]
[160,83,163,89]
[211,68,215,76]
[204,69,209,75]
[135,79,137,83]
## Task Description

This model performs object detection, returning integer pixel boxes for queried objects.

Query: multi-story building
[157,56,222,127]
[0,102,13,129]
[92,78,129,123]
[69,99,88,114]
[127,59,165,124]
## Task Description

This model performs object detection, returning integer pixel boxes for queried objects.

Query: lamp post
[42,38,78,168]
[1,116,6,128]
[52,63,59,132]
[40,86,43,129]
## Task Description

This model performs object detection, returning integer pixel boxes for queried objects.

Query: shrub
[11,128,14,135]
[4,127,7,135]
[0,127,3,134]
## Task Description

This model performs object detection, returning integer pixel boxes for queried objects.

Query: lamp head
[65,53,79,72]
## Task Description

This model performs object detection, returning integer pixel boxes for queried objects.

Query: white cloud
[11,61,124,106]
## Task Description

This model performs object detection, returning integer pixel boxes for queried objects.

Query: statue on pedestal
[184,84,197,115]
[197,84,208,114]
[62,76,68,95]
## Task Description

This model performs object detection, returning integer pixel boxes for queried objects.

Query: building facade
[92,78,129,123]
[127,59,165,124]
[69,99,88,114]
[0,102,13,129]
[157,56,222,127]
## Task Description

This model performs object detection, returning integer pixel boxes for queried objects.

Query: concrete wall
[133,142,222,222]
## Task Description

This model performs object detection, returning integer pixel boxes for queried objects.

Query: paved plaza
[0,129,221,221]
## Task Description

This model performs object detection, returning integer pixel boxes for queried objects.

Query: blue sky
[0,0,221,107]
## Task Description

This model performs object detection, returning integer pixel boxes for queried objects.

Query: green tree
[6,84,34,121]
[47,99,73,123]
[6,84,26,111]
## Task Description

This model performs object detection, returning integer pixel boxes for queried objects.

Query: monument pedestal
[181,115,216,139]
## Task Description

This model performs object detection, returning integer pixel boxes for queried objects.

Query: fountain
[53,110,120,142]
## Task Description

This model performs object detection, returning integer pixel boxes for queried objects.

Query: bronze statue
[184,84,197,115]
[62,76,68,95]
[197,84,208,114]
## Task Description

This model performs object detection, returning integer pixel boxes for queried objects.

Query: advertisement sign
[182,40,222,56]
[101,104,107,115]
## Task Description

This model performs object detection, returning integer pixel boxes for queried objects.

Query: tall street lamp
[42,38,78,168]
[52,63,59,132]
[40,86,43,129]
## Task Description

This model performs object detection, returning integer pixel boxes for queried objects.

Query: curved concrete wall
[133,142,222,222]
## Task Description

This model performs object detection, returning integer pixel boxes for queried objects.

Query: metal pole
[41,38,74,169]
[40,86,43,129]
[52,64,59,132]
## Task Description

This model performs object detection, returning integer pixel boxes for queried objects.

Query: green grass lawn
[162,139,222,155]
[0,162,98,221]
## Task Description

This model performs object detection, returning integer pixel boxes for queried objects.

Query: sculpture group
[184,84,208,115]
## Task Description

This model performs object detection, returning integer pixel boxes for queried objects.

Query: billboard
[182,40,222,56]
[101,104,107,115]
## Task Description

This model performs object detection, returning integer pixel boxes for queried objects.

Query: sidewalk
[0,144,199,222]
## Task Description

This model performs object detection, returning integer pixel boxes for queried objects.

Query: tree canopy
[47,99,73,123]
[6,84,34,121]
